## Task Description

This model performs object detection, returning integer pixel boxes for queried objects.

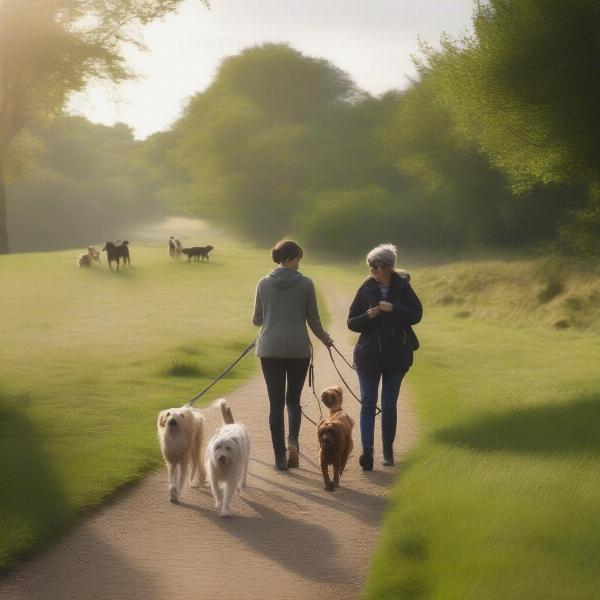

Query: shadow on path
[179,487,351,584]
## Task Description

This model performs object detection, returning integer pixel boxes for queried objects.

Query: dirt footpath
[0,283,418,600]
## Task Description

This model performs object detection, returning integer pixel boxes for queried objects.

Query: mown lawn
[0,237,282,570]
[365,306,600,599]
[4,239,600,598]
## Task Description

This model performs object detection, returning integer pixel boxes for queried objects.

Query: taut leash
[328,344,381,416]
[185,339,257,407]
[301,342,324,427]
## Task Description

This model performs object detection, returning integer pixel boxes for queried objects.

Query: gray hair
[367,243,397,268]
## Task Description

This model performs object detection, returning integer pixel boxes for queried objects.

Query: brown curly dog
[317,385,354,491]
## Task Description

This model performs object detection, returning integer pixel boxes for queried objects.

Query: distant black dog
[103,241,130,271]
[182,245,214,262]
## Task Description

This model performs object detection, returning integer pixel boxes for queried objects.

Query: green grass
[365,306,600,599]
[0,236,283,570]
[4,236,600,597]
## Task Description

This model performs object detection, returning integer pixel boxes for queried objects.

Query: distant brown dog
[317,386,354,491]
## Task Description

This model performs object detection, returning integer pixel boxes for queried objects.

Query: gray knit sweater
[252,268,331,358]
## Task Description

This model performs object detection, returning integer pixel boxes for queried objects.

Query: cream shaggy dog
[77,246,99,268]
[157,406,206,503]
[205,399,251,517]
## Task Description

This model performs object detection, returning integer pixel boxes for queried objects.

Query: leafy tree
[0,0,208,253]
[169,44,360,242]
[419,0,600,253]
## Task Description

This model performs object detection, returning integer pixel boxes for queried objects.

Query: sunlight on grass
[0,236,275,570]
[365,307,600,600]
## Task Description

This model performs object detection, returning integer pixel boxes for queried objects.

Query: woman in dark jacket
[347,244,422,470]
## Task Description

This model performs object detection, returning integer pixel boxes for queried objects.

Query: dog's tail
[217,399,235,424]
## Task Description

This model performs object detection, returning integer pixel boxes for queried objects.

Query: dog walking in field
[205,399,250,517]
[182,245,214,262]
[102,240,130,271]
[317,386,354,491]
[77,245,100,268]
[157,407,206,503]
[168,236,183,261]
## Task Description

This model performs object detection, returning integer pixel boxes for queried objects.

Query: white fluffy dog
[205,399,251,517]
[157,406,206,503]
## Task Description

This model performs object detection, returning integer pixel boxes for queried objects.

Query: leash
[308,343,324,420]
[328,344,381,416]
[300,342,324,428]
[185,339,257,406]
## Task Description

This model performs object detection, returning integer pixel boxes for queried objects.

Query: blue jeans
[356,369,405,449]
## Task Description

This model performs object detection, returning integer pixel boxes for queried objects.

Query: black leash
[308,343,324,420]
[328,343,381,416]
[301,343,324,427]
[185,339,257,407]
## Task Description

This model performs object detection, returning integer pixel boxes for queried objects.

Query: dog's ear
[332,386,343,403]
[158,411,169,428]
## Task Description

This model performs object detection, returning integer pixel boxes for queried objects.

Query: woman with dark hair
[252,240,333,471]
[347,243,422,471]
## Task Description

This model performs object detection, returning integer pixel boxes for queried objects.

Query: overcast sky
[70,0,475,139]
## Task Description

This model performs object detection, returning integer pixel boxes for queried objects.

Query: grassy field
[363,265,600,599]
[0,225,291,570]
[3,230,600,597]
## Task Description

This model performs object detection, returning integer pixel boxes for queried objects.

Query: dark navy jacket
[347,270,423,372]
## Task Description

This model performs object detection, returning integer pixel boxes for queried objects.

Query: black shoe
[382,444,394,467]
[275,455,289,471]
[359,447,374,471]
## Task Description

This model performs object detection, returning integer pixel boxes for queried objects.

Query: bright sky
[69,0,475,139]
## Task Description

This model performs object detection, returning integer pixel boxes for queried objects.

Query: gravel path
[0,283,418,600]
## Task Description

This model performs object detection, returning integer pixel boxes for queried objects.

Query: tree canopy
[0,0,207,253]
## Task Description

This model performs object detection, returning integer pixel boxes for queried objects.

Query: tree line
[3,1,599,256]
[152,0,599,256]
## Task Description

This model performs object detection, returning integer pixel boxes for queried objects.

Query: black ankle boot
[275,455,289,471]
[359,447,374,471]
[382,444,394,466]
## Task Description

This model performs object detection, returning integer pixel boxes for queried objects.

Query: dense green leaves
[159,40,587,254]
[8,2,600,256]
[418,0,600,253]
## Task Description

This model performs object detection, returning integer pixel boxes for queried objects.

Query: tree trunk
[0,157,9,254]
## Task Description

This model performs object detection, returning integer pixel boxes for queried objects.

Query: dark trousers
[356,369,405,449]
[260,357,310,459]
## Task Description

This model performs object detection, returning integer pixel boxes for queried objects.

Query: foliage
[0,0,208,252]
[166,44,367,242]
[416,1,600,254]
[155,35,595,255]
[7,116,168,252]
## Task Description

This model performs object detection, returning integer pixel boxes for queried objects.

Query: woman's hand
[367,306,381,319]
[379,301,393,313]
[325,336,334,348]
